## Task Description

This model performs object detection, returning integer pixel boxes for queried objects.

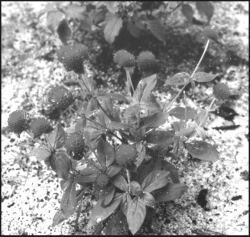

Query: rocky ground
[1,2,249,235]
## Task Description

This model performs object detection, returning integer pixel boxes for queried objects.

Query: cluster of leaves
[5,21,231,234]
[39,1,215,46]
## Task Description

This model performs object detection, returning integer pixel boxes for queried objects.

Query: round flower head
[30,117,53,139]
[137,51,159,73]
[8,110,28,135]
[113,50,136,68]
[213,82,230,100]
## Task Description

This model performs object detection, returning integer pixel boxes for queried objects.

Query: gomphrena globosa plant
[6,26,227,235]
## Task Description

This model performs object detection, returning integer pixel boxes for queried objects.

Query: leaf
[161,160,180,184]
[171,121,185,133]
[140,192,156,208]
[50,151,71,180]
[154,183,188,202]
[63,4,84,20]
[52,210,66,227]
[75,117,87,133]
[128,21,141,38]
[127,197,146,235]
[107,121,131,131]
[133,74,157,103]
[165,72,190,86]
[129,127,145,143]
[135,142,146,168]
[30,146,51,162]
[87,97,98,113]
[112,174,128,192]
[48,123,66,149]
[75,167,98,184]
[115,144,137,170]
[195,126,206,140]
[169,106,197,120]
[141,170,170,193]
[140,111,169,129]
[145,19,166,44]
[123,105,141,121]
[129,181,142,196]
[104,13,123,44]
[194,109,209,127]
[139,93,161,114]
[185,140,219,161]
[38,2,57,18]
[88,193,122,227]
[96,138,115,168]
[103,2,118,13]
[106,165,121,178]
[102,185,116,207]
[60,178,76,218]
[47,10,65,33]
[192,72,217,82]
[121,193,132,216]
[90,9,106,25]
[57,19,71,44]
[100,98,120,122]
[181,4,194,23]
[144,130,175,145]
[97,92,129,103]
[176,126,196,138]
[196,1,214,23]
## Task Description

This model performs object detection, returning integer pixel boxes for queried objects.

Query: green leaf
[165,72,190,86]
[135,142,146,168]
[185,140,219,161]
[176,126,196,138]
[30,145,51,162]
[192,72,217,82]
[195,126,206,140]
[48,123,66,149]
[107,121,131,131]
[144,130,175,145]
[194,109,209,127]
[127,197,146,235]
[112,174,128,192]
[63,4,84,20]
[161,160,180,184]
[129,126,145,143]
[75,167,98,184]
[169,106,197,120]
[139,93,161,114]
[103,2,118,13]
[104,13,123,44]
[75,117,86,133]
[96,138,115,168]
[133,74,157,103]
[154,183,188,202]
[129,181,142,196]
[57,19,71,44]
[50,151,71,180]
[115,144,137,170]
[171,121,185,133]
[100,98,120,122]
[121,193,132,216]
[102,185,116,207]
[97,92,129,103]
[181,4,194,23]
[47,10,65,33]
[145,19,166,44]
[106,165,121,178]
[88,193,122,227]
[128,21,141,38]
[139,192,156,208]
[196,1,214,23]
[140,111,169,129]
[60,178,76,218]
[123,105,141,121]
[52,209,66,227]
[142,170,170,193]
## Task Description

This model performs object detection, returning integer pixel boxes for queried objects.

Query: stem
[199,97,216,127]
[163,39,210,112]
[126,169,131,193]
[125,69,134,97]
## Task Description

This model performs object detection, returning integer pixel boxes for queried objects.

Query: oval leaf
[144,130,175,145]
[47,10,65,33]
[52,210,66,227]
[145,19,166,44]
[169,106,197,120]
[130,181,142,196]
[96,138,115,168]
[115,144,137,170]
[154,183,188,202]
[48,123,66,149]
[140,192,156,208]
[121,193,132,216]
[161,160,180,184]
[142,170,170,193]
[127,197,146,235]
[185,140,219,161]
[104,13,123,44]
[102,185,116,207]
[192,72,217,82]
[181,4,194,23]
[196,1,214,23]
[88,193,122,227]
[112,174,128,192]
[141,111,169,129]
[63,4,84,20]
[57,19,71,44]
[30,146,51,162]
[165,72,190,86]
[106,165,121,178]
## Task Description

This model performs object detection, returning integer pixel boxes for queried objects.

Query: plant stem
[163,39,210,112]
[125,68,134,97]
[199,97,216,127]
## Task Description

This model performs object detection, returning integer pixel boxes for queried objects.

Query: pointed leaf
[48,123,66,149]
[144,130,175,145]
[194,109,209,127]
[103,2,118,13]
[112,174,128,192]
[30,146,51,162]
[192,72,217,82]
[161,160,180,184]
[169,106,197,120]
[127,197,146,235]
[104,13,123,44]
[128,21,141,38]
[176,126,196,138]
[102,185,116,207]
[97,92,129,103]
[88,193,122,227]
[154,183,188,202]
[165,72,190,86]
[140,111,169,128]
[60,178,76,218]
[195,126,206,140]
[75,167,98,184]
[123,105,141,121]
[106,165,121,178]
[129,181,142,196]
[140,192,156,208]
[47,10,65,33]
[185,140,219,161]
[52,210,67,227]
[196,1,214,23]
[142,170,170,193]
[96,138,115,168]
[133,74,157,103]
[107,121,131,131]
[50,151,71,180]
[181,4,194,23]
[57,19,71,44]
[75,117,87,133]
[100,98,120,122]
[121,193,132,216]
[135,142,146,168]
[63,4,84,20]
[145,19,166,44]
